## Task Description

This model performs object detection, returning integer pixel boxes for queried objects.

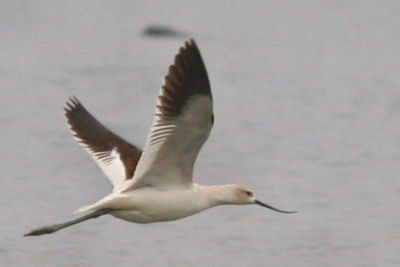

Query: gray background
[1,1,399,266]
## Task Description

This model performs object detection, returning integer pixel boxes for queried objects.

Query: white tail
[74,204,95,214]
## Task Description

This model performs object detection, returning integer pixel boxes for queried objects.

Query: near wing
[65,97,142,191]
[123,39,213,190]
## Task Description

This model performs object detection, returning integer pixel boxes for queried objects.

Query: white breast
[109,185,211,223]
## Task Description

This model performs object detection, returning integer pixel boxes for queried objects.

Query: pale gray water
[1,1,400,266]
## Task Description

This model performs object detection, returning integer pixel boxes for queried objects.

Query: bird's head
[220,184,296,214]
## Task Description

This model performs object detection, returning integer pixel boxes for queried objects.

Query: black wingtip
[64,96,84,115]
[187,38,195,46]
[66,96,80,107]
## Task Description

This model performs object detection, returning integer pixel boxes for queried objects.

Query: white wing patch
[148,124,177,146]
[117,39,213,192]
[123,95,213,190]
[70,129,127,192]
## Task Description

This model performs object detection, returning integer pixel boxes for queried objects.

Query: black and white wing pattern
[65,97,142,191]
[124,39,213,190]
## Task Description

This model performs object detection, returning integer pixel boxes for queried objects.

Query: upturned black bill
[255,200,297,214]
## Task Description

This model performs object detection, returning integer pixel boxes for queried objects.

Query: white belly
[107,186,211,224]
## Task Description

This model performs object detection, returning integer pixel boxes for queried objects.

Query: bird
[24,39,296,237]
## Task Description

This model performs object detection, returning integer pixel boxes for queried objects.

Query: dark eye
[245,191,253,197]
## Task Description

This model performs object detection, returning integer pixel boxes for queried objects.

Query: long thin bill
[255,200,297,214]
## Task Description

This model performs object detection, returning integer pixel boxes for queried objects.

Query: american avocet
[25,39,295,237]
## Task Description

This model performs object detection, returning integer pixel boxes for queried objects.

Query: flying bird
[25,39,295,237]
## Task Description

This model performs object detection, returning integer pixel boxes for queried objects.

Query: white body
[108,184,212,223]
[77,183,249,224]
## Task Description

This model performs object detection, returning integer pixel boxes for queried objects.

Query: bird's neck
[195,184,236,206]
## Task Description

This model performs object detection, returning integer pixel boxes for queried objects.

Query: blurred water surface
[1,1,399,266]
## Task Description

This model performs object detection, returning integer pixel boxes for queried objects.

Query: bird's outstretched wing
[123,39,213,191]
[65,97,142,191]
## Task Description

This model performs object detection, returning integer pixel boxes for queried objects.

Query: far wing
[65,97,142,191]
[123,39,213,190]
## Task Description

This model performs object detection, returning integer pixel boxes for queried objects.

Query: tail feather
[74,204,95,214]
[74,194,117,214]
